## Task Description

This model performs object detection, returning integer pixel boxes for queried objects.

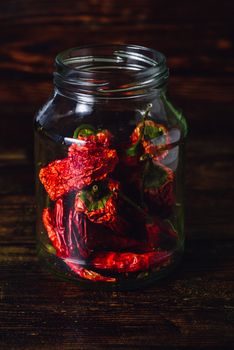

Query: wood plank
[0,23,233,76]
[0,240,234,349]
[0,0,233,22]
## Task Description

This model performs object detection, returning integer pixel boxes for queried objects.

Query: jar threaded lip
[54,44,169,99]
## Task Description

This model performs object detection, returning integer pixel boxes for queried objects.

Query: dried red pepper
[65,260,116,282]
[67,209,90,259]
[39,140,118,201]
[40,119,178,283]
[43,198,117,281]
[42,198,69,258]
[74,179,119,224]
[92,250,172,273]
[129,119,170,161]
[146,218,178,251]
[74,125,113,147]
[123,117,174,216]
[143,162,174,216]
[43,197,90,259]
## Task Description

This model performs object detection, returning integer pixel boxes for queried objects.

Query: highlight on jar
[37,103,184,287]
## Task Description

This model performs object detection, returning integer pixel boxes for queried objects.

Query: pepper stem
[73,124,96,139]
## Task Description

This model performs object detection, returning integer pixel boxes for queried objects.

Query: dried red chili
[92,250,172,273]
[67,209,90,259]
[43,199,117,281]
[42,198,69,258]
[74,125,113,147]
[39,140,118,201]
[143,162,174,215]
[146,218,178,251]
[40,119,179,284]
[43,198,90,259]
[65,260,116,282]
[130,119,170,161]
[74,179,119,224]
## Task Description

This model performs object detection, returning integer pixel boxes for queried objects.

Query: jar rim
[55,44,166,75]
[54,44,169,98]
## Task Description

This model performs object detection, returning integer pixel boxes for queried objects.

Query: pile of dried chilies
[39,111,178,283]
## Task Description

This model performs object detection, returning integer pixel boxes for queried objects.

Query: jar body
[34,47,187,289]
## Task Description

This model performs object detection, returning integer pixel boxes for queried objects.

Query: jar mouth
[54,44,169,98]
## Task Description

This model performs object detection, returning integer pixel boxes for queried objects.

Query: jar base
[37,242,184,291]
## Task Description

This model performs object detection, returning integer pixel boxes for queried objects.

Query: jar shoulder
[34,91,188,141]
[34,91,76,127]
[161,93,188,138]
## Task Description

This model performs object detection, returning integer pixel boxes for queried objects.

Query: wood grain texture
[0,0,234,349]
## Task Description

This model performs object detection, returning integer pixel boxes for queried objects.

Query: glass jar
[34,44,187,290]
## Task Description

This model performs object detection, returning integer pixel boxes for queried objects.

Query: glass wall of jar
[34,45,188,290]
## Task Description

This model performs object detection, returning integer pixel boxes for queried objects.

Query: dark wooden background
[0,1,234,349]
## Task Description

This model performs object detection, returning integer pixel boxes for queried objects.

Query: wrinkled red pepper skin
[65,260,116,282]
[42,196,176,279]
[74,179,120,225]
[92,250,172,273]
[43,199,117,282]
[43,197,159,256]
[42,199,69,258]
[67,209,90,259]
[144,164,175,216]
[39,141,118,201]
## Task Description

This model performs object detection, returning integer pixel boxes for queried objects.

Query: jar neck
[53,45,169,101]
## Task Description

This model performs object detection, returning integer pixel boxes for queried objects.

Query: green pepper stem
[73,124,96,139]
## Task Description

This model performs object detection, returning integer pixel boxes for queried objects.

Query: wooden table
[1,1,234,349]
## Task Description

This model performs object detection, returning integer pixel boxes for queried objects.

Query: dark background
[0,1,234,349]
